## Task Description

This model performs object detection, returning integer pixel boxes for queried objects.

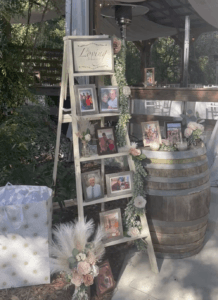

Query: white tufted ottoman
[0,184,52,289]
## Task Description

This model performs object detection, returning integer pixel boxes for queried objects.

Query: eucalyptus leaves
[114,43,131,147]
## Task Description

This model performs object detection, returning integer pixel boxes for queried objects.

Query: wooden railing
[22,47,63,86]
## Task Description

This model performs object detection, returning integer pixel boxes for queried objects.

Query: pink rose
[130,148,141,156]
[86,251,96,265]
[83,274,94,286]
[127,227,140,237]
[77,261,91,275]
[76,132,82,139]
[71,270,83,287]
[184,128,193,138]
[187,122,198,130]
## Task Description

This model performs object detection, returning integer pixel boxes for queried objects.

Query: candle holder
[150,142,160,151]
[177,139,188,151]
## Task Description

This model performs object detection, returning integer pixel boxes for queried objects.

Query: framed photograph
[96,127,118,155]
[141,121,162,147]
[99,86,119,113]
[95,260,116,297]
[144,68,155,86]
[74,84,98,116]
[82,170,103,202]
[165,122,182,143]
[72,37,114,74]
[105,171,133,198]
[100,208,123,242]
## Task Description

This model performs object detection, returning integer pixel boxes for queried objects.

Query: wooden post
[182,16,190,115]
[183,16,190,88]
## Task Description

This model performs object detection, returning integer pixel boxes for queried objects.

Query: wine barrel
[142,143,211,258]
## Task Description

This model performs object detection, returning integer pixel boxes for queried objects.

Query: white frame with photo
[100,208,123,242]
[105,171,133,198]
[74,84,99,116]
[82,170,103,202]
[98,86,119,113]
[141,121,162,147]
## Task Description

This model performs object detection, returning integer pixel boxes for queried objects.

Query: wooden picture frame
[72,38,114,74]
[165,121,183,144]
[74,84,98,116]
[98,86,119,113]
[100,208,123,242]
[95,260,116,297]
[96,127,118,155]
[105,171,133,198]
[141,121,162,147]
[82,170,103,202]
[144,67,155,86]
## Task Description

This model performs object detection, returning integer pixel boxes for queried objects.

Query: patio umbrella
[188,0,218,29]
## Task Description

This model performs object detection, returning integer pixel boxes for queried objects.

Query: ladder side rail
[67,39,85,223]
[53,40,68,186]
[100,117,105,212]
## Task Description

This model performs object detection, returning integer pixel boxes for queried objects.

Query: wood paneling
[131,87,218,102]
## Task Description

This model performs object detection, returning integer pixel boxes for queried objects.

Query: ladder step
[79,151,130,162]
[104,233,147,247]
[83,193,132,206]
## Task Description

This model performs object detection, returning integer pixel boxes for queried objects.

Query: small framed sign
[72,38,114,74]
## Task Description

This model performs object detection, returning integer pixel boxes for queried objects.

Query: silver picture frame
[105,171,133,198]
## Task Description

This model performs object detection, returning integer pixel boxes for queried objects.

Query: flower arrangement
[49,219,105,300]
[76,118,95,143]
[76,118,95,157]
[124,143,147,250]
[184,121,204,146]
[128,142,146,160]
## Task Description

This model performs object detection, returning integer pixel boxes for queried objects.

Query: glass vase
[81,142,90,157]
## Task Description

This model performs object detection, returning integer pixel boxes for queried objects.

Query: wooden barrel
[142,143,211,258]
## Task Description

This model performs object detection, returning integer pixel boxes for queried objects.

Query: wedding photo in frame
[82,170,103,202]
[165,121,183,143]
[105,171,133,198]
[95,260,116,297]
[99,208,123,242]
[96,127,118,155]
[74,84,98,116]
[72,37,114,74]
[98,86,119,113]
[141,121,162,147]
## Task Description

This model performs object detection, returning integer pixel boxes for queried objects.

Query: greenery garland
[114,43,131,147]
[114,40,148,251]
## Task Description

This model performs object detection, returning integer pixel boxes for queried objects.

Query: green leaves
[72,248,79,257]
[67,256,77,270]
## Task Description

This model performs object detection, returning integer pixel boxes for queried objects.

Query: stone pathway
[112,187,218,300]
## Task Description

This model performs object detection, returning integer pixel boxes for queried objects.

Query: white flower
[130,142,137,149]
[136,221,141,226]
[184,127,193,138]
[80,253,86,261]
[84,134,91,142]
[196,123,204,131]
[128,227,140,237]
[91,265,99,277]
[134,196,147,208]
[187,122,198,131]
[76,254,81,261]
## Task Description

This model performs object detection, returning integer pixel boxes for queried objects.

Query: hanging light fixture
[101,3,149,40]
